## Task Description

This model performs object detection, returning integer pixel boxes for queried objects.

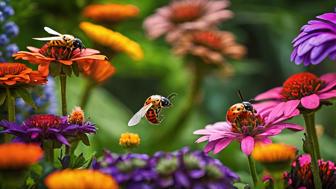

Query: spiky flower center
[68,107,85,124]
[25,114,61,129]
[281,72,323,100]
[230,111,264,134]
[171,3,202,23]
[192,31,222,50]
[0,63,27,76]
[39,44,74,60]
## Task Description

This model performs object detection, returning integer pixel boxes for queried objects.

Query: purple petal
[241,136,254,155]
[317,13,336,25]
[55,134,70,146]
[175,170,190,187]
[311,44,336,65]
[301,94,320,109]
[213,138,233,154]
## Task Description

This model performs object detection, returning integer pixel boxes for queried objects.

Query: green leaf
[79,133,90,146]
[72,153,87,168]
[0,92,6,106]
[14,88,36,109]
[72,62,80,77]
[50,62,62,77]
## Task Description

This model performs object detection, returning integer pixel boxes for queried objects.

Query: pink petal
[320,73,336,84]
[301,94,320,109]
[284,100,300,116]
[272,123,304,131]
[255,87,283,100]
[259,138,272,144]
[213,138,233,154]
[267,102,287,123]
[204,141,216,153]
[241,136,255,155]
[195,136,209,143]
[318,90,336,99]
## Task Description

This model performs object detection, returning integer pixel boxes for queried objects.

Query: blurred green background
[9,0,336,184]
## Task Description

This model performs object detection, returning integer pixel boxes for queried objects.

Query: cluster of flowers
[93,147,238,189]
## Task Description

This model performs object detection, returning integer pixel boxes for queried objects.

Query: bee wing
[128,103,153,127]
[44,27,62,36]
[33,36,63,41]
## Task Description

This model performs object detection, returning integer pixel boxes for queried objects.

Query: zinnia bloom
[291,12,336,66]
[45,169,119,189]
[193,108,303,155]
[284,154,336,189]
[254,72,336,119]
[0,113,96,146]
[80,22,143,61]
[143,0,233,42]
[0,62,46,86]
[83,4,139,22]
[83,60,115,83]
[13,44,108,76]
[173,30,246,64]
[119,132,140,148]
[0,143,43,169]
[93,147,238,189]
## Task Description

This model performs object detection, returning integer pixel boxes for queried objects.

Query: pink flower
[143,0,233,42]
[193,111,303,155]
[254,72,336,119]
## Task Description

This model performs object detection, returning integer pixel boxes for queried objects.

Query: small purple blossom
[3,22,19,37]
[93,147,238,189]
[0,34,9,45]
[5,43,18,57]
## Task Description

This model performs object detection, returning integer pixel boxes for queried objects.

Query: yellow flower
[252,143,297,164]
[119,132,140,148]
[68,106,85,124]
[83,4,139,22]
[0,143,43,169]
[80,22,144,61]
[45,169,118,189]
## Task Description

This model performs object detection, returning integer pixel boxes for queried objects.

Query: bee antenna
[237,90,244,101]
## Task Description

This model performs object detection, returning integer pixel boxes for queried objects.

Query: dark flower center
[171,4,202,23]
[230,112,264,134]
[0,63,27,76]
[39,44,75,60]
[25,114,61,129]
[281,72,323,100]
[192,31,222,50]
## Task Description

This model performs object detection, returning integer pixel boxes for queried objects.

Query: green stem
[271,172,284,189]
[6,87,15,122]
[43,141,54,163]
[247,155,258,187]
[80,79,96,110]
[60,73,67,116]
[303,112,322,189]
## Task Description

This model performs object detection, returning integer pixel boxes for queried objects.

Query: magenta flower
[291,12,336,66]
[193,111,303,155]
[254,72,336,119]
[143,0,233,42]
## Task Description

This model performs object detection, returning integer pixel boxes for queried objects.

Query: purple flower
[93,147,238,189]
[291,12,336,65]
[0,114,96,146]
[254,72,336,119]
[3,6,14,17]
[194,109,303,155]
[0,34,9,45]
[5,43,18,57]
[3,22,19,37]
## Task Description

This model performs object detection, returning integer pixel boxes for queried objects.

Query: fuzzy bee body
[145,108,160,124]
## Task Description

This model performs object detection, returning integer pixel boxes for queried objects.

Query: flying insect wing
[128,103,153,126]
[33,36,63,41]
[44,27,62,36]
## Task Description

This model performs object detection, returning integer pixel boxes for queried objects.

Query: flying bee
[128,94,176,126]
[33,27,85,52]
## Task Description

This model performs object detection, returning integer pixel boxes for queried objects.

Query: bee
[33,27,85,52]
[226,91,257,124]
[128,94,176,126]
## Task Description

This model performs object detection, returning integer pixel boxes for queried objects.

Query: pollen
[119,132,141,148]
[281,72,323,100]
[68,106,85,124]
[192,31,223,50]
[171,3,202,23]
[252,143,297,164]
[25,114,61,129]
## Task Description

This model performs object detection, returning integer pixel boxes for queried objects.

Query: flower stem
[43,140,54,163]
[4,87,15,142]
[303,112,322,189]
[80,79,96,110]
[60,73,67,116]
[271,172,284,189]
[247,155,258,187]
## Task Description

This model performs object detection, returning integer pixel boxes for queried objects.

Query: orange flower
[83,60,115,83]
[45,169,119,189]
[0,62,46,86]
[0,143,43,169]
[83,4,139,22]
[13,45,108,77]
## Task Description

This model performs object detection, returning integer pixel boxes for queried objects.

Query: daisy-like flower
[0,113,96,146]
[173,30,246,64]
[254,72,336,119]
[119,132,141,149]
[0,143,43,170]
[83,4,139,22]
[83,60,116,83]
[193,108,303,155]
[79,22,143,61]
[291,12,336,66]
[45,169,119,189]
[13,44,108,76]
[284,154,336,189]
[143,0,233,42]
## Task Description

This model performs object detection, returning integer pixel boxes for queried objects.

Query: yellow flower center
[119,132,141,148]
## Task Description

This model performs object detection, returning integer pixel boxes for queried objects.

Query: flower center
[39,44,74,60]
[192,31,222,50]
[281,72,323,100]
[25,114,61,129]
[0,63,27,76]
[230,111,264,134]
[170,4,202,23]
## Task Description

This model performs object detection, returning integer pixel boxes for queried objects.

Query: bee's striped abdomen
[145,108,160,124]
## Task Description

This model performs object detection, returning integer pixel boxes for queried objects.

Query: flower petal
[301,94,320,109]
[213,138,233,154]
[318,90,336,100]
[255,87,283,100]
[241,136,254,155]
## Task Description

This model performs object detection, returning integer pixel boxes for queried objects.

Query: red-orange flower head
[13,44,108,77]
[25,114,61,130]
[0,62,46,86]
[83,60,116,83]
[83,4,139,22]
